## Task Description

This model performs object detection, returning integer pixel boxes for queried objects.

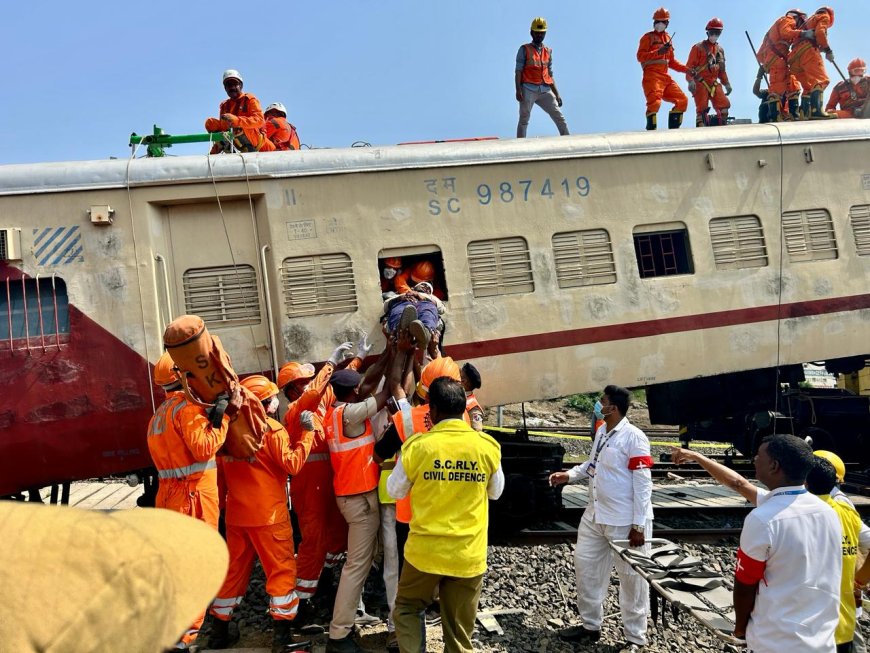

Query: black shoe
[294,599,326,635]
[206,618,240,649]
[386,631,399,653]
[325,634,366,653]
[558,624,601,642]
[668,110,683,129]
[645,113,657,130]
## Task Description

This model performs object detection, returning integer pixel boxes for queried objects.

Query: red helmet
[410,260,435,283]
[815,6,833,25]
[153,352,179,387]
[384,257,402,268]
[653,7,670,21]
[848,58,866,74]
[241,375,279,402]
[705,17,724,31]
[277,361,315,389]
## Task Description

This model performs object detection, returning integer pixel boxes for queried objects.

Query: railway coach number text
[477,177,590,205]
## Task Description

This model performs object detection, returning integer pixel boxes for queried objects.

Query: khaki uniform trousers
[329,490,380,640]
[394,560,484,653]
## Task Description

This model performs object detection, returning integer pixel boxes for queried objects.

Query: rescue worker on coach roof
[827,58,870,119]
[388,377,504,653]
[789,6,836,119]
[686,18,732,127]
[514,17,570,139]
[146,352,241,651]
[637,7,689,130]
[205,69,276,153]
[263,102,301,151]
[756,9,806,123]
[208,375,318,652]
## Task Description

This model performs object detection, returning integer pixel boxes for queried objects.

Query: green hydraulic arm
[129,124,233,157]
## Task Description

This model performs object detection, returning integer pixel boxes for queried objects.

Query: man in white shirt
[549,385,653,652]
[734,434,841,653]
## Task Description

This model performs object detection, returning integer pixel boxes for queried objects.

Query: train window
[709,215,768,270]
[281,253,358,317]
[377,246,449,300]
[0,276,70,343]
[849,204,870,256]
[782,209,838,262]
[467,237,534,298]
[182,265,261,326]
[551,229,617,288]
[633,223,694,278]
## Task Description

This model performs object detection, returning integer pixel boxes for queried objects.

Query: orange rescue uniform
[210,417,315,622]
[264,116,301,151]
[757,15,803,100]
[788,12,832,93]
[686,40,730,119]
[826,77,870,118]
[205,92,276,153]
[637,30,689,114]
[147,391,229,646]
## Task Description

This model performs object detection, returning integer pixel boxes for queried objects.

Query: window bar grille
[661,234,678,275]
[637,236,655,276]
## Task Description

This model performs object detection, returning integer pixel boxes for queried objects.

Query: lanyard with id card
[586,429,616,478]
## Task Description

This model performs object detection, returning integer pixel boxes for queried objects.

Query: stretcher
[610,538,746,647]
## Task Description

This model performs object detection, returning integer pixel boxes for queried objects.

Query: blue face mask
[593,400,605,419]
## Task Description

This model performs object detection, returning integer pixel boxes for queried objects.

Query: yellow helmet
[813,450,845,483]
[530,17,548,32]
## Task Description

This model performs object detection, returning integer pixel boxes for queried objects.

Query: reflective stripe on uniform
[328,408,375,452]
[210,595,243,616]
[642,59,668,67]
[306,453,329,462]
[270,591,299,606]
[158,459,217,479]
[401,403,414,442]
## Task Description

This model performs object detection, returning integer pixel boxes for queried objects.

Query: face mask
[267,397,279,415]
[383,267,397,280]
[707,34,719,44]
[851,75,862,85]
[593,400,605,420]
[654,22,666,33]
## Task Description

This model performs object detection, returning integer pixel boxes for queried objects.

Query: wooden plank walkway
[563,482,870,510]
[40,481,143,510]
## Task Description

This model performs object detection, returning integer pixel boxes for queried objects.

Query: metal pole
[496,405,503,427]
[745,31,769,86]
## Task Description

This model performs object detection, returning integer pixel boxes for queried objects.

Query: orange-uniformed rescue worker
[514,17,570,138]
[460,362,485,432]
[146,352,240,651]
[381,257,403,295]
[278,341,361,624]
[388,378,503,653]
[789,6,836,118]
[263,102,301,151]
[208,375,317,652]
[324,367,393,653]
[826,58,870,118]
[686,18,732,126]
[637,7,689,130]
[394,260,436,296]
[205,69,276,153]
[756,9,806,122]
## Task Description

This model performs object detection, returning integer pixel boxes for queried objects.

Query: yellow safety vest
[822,495,860,645]
[401,418,501,578]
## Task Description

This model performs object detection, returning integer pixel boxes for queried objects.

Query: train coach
[1,121,868,496]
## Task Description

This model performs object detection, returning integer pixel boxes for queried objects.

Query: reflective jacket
[325,405,379,496]
[520,44,554,85]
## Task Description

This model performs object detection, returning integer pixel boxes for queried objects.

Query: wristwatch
[631,524,645,534]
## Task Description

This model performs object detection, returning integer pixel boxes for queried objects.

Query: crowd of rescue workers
[144,247,870,653]
[204,7,869,156]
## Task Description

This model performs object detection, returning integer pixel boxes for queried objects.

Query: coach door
[163,200,272,375]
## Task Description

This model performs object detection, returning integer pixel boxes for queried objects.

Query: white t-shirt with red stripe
[566,417,653,526]
[736,486,841,653]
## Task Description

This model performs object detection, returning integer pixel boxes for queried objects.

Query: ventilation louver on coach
[0,228,22,261]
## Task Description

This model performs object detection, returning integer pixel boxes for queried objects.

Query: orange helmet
[786,9,807,24]
[815,6,833,25]
[814,450,846,483]
[384,257,402,268]
[706,17,724,31]
[410,260,435,283]
[416,356,461,399]
[241,375,279,402]
[653,7,670,21]
[848,58,866,74]
[153,352,178,387]
[277,361,315,389]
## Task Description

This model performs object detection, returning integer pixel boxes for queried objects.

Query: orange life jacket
[264,116,301,151]
[465,394,482,414]
[521,44,554,85]
[325,404,379,496]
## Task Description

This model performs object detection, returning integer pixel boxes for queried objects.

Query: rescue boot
[206,618,240,650]
[717,110,728,125]
[645,113,657,130]
[272,619,311,653]
[799,96,811,120]
[294,599,325,635]
[767,97,783,122]
[788,97,800,120]
[668,110,683,129]
[695,110,708,127]
[810,89,834,118]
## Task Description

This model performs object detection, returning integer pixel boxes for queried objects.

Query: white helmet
[264,102,287,116]
[222,69,243,84]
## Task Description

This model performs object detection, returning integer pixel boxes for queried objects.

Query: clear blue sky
[4,1,866,164]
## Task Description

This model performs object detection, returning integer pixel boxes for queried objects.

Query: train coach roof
[0,122,869,196]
